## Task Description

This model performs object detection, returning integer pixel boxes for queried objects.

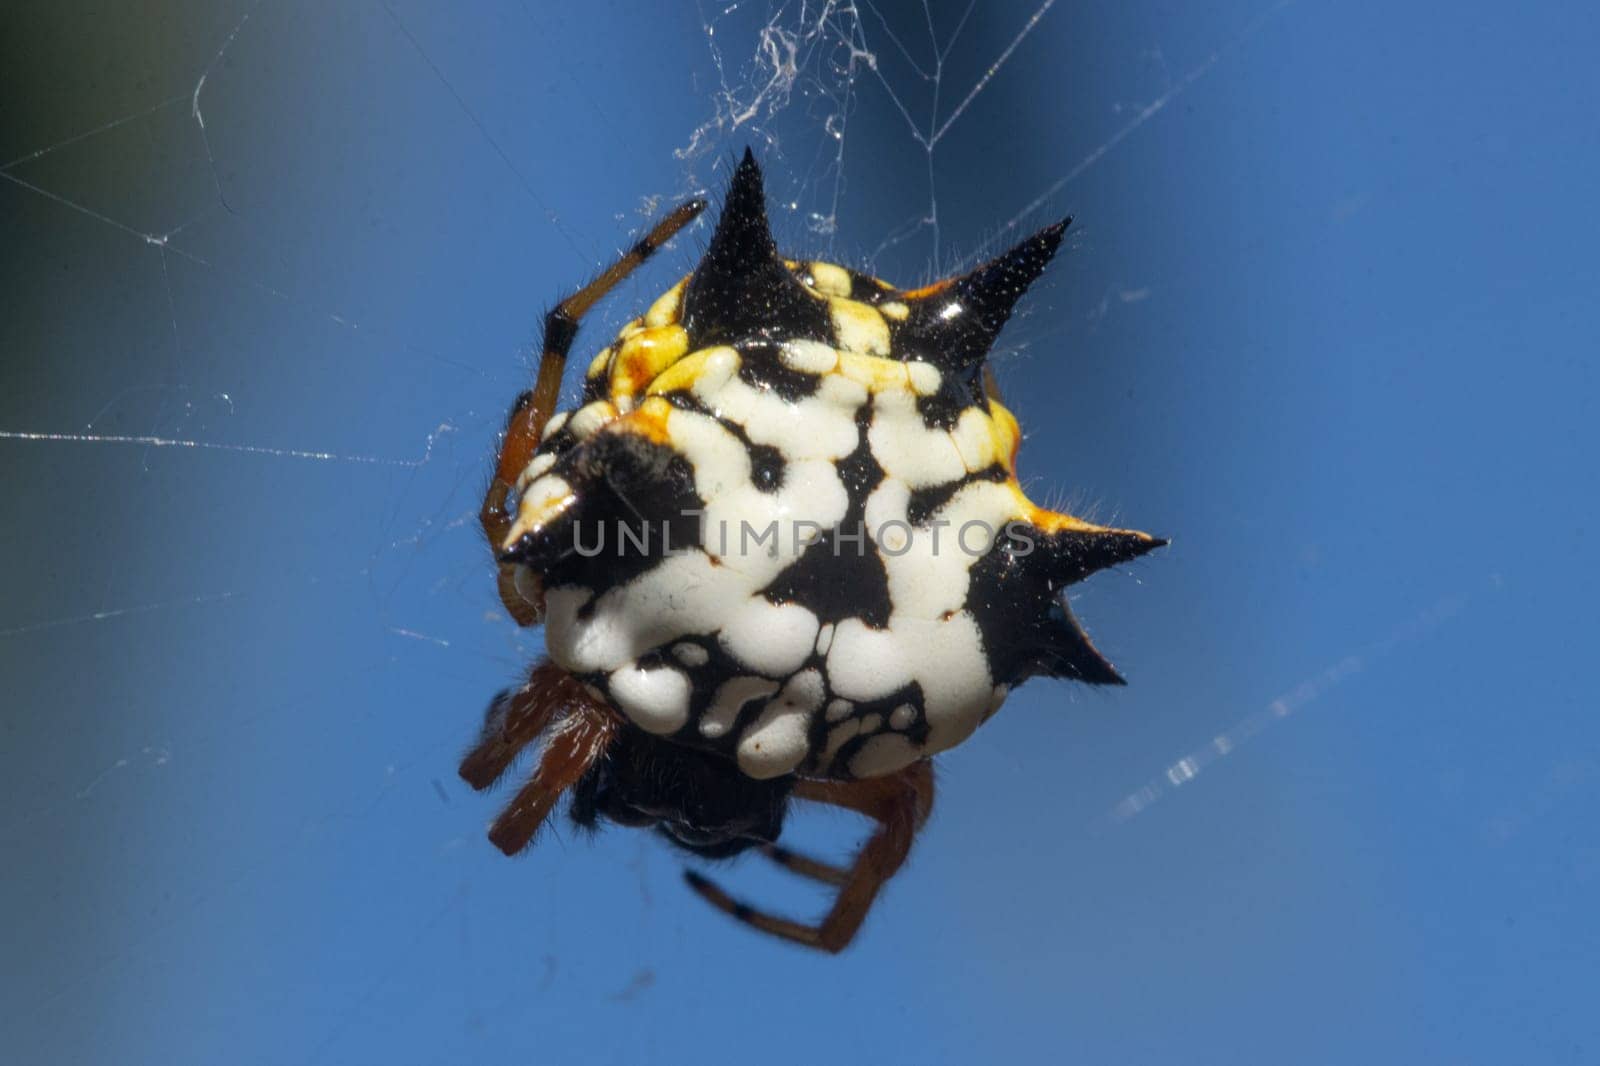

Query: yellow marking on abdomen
[609,324,690,407]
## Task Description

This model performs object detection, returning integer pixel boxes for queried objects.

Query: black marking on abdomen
[529,430,706,593]
[905,463,1008,526]
[834,403,885,498]
[760,528,892,628]
[662,391,789,494]
[748,443,786,492]
[808,681,929,779]
[760,401,889,626]
[735,343,823,401]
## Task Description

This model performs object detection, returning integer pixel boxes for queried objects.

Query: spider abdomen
[498,154,1162,783]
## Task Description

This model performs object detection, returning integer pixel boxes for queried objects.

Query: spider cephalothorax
[464,149,1163,952]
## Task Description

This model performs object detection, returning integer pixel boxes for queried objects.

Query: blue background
[3,1,1597,1063]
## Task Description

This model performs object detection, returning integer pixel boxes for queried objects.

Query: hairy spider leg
[481,196,707,623]
[684,761,936,953]
[458,658,622,856]
[459,660,584,790]
[486,696,618,857]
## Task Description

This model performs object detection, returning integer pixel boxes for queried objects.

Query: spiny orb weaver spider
[464,149,1164,952]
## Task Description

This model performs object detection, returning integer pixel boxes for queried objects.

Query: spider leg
[684,762,936,953]
[458,660,584,790]
[487,696,618,856]
[758,843,849,886]
[481,196,706,622]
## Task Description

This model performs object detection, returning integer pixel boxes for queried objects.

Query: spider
[463,149,1164,952]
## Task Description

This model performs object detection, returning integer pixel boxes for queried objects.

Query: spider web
[0,1,1504,1061]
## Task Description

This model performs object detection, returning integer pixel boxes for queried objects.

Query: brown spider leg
[487,695,618,856]
[758,844,849,886]
[481,196,707,622]
[458,660,587,790]
[684,761,936,953]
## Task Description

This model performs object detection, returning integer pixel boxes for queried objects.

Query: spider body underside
[463,150,1163,952]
